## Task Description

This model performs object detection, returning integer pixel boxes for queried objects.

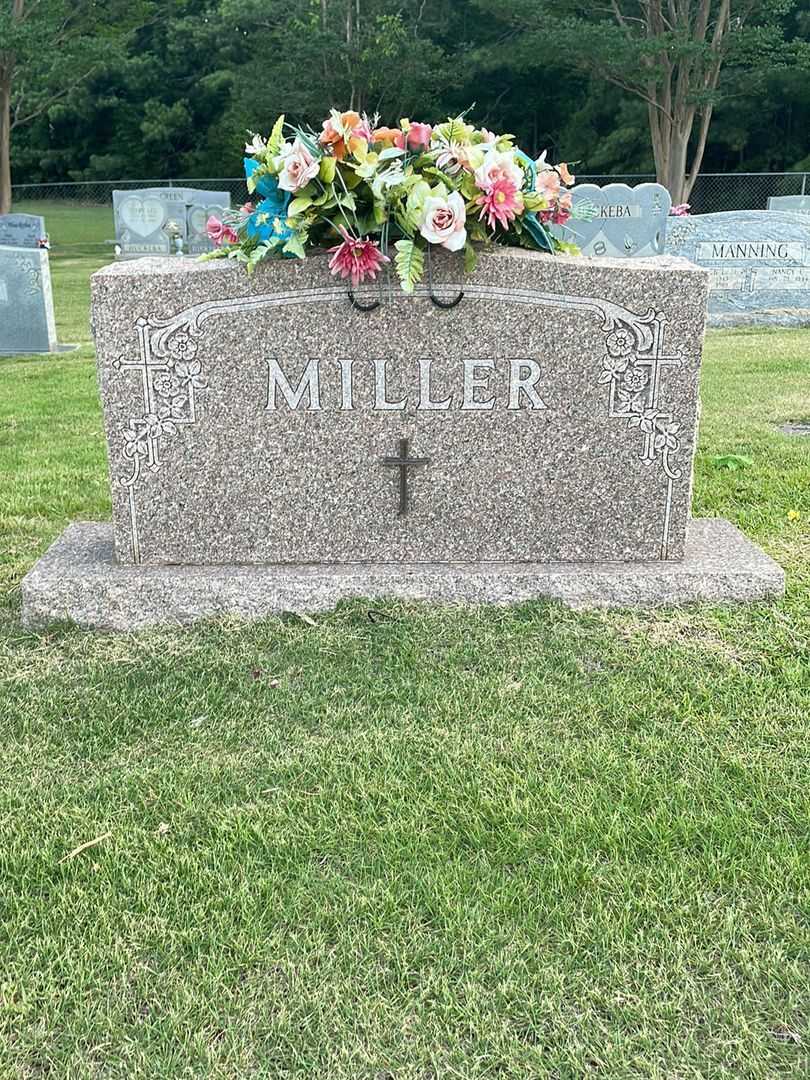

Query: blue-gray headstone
[113,188,189,257]
[0,212,46,249]
[552,182,672,257]
[767,195,810,213]
[0,247,58,354]
[185,190,232,255]
[665,210,810,324]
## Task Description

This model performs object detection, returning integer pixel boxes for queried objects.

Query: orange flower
[557,162,575,186]
[319,110,369,160]
[372,125,406,150]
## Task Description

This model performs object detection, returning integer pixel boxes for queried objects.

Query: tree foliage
[5,0,809,207]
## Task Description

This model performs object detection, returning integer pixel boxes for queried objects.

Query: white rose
[419,191,467,251]
[277,138,320,193]
[473,148,523,191]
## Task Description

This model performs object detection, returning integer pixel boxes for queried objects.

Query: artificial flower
[474,149,524,192]
[406,122,432,150]
[557,162,575,185]
[277,138,320,193]
[206,215,238,247]
[373,126,406,149]
[535,169,562,199]
[319,110,369,160]
[419,191,467,251]
[327,226,390,288]
[476,177,524,231]
[244,132,267,156]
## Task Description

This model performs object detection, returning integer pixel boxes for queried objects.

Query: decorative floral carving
[605,327,636,358]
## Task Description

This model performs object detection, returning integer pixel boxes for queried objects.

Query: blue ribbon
[515,148,554,253]
[243,157,293,245]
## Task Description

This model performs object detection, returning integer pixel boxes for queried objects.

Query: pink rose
[407,122,433,151]
[206,215,238,247]
[419,191,467,251]
[277,138,320,193]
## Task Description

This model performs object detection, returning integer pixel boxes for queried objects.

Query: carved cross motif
[382,437,430,517]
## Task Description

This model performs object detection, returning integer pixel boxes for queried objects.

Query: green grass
[13,199,115,257]
[0,251,809,1078]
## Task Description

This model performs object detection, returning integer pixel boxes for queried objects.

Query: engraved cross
[382,437,430,517]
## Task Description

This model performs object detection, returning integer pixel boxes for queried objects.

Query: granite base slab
[21,519,784,631]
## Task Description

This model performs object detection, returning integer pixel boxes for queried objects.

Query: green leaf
[319,157,336,184]
[283,233,307,259]
[405,180,431,232]
[378,146,405,161]
[288,195,314,216]
[464,243,478,274]
[394,239,424,294]
[268,114,285,155]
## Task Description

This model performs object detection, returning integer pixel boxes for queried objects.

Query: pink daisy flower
[328,226,390,288]
[475,178,524,231]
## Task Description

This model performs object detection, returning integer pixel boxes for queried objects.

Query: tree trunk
[665,125,691,204]
[0,75,11,215]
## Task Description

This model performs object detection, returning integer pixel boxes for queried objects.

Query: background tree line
[3,0,810,212]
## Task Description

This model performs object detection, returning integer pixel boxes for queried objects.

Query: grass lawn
[0,249,809,1078]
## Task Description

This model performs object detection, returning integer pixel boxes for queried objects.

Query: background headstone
[0,212,46,249]
[767,195,810,213]
[185,190,231,255]
[0,247,58,354]
[113,188,189,257]
[665,210,810,326]
[552,182,672,257]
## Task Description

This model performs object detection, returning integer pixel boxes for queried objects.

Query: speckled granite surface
[91,248,709,566]
[20,519,785,630]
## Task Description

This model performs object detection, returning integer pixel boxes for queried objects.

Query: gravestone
[0,246,58,355]
[21,249,784,627]
[666,210,810,326]
[113,188,189,257]
[185,190,231,255]
[767,195,810,213]
[552,182,671,257]
[113,188,232,257]
[0,212,46,249]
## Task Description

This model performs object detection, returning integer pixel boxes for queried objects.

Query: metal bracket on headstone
[426,243,464,309]
[348,289,381,312]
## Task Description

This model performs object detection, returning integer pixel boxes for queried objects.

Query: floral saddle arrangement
[203,109,581,302]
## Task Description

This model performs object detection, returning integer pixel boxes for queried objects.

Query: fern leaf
[394,239,425,294]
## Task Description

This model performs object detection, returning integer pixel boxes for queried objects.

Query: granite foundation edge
[20,519,785,631]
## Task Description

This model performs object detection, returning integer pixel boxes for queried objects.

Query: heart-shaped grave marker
[118,196,167,239]
[552,182,672,258]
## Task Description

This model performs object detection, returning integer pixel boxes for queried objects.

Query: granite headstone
[0,212,46,249]
[113,188,189,257]
[20,248,785,627]
[89,250,710,567]
[552,182,671,258]
[0,246,58,354]
[665,210,810,325]
[185,190,231,255]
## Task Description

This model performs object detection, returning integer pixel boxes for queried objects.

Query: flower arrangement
[203,109,580,293]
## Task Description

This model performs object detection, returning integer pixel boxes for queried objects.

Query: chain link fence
[9,172,810,250]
